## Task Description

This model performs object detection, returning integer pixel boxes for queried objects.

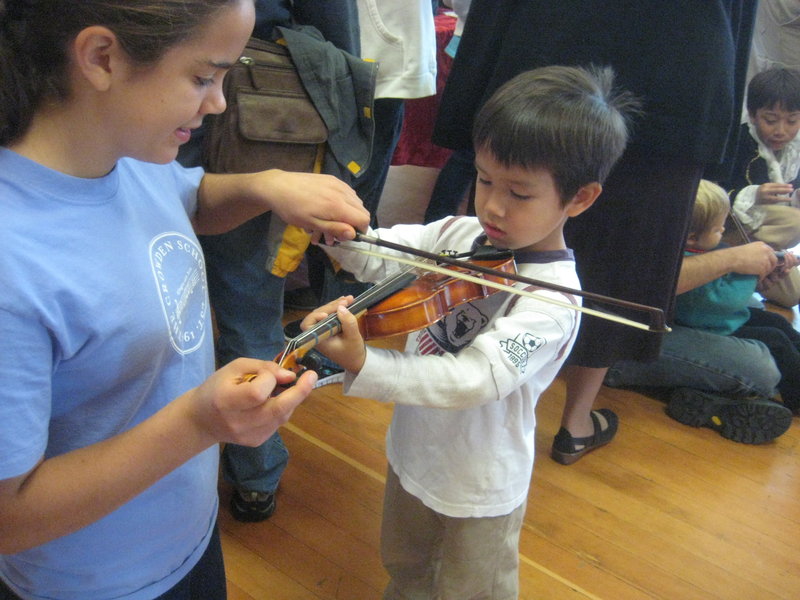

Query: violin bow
[337,233,670,333]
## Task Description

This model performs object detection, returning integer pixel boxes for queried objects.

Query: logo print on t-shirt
[500,333,545,373]
[427,303,489,353]
[149,232,208,354]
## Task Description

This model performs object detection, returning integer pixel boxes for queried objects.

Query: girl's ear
[685,231,700,249]
[565,182,602,218]
[71,26,120,92]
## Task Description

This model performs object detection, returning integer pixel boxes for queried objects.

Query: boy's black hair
[471,65,640,203]
[746,67,800,115]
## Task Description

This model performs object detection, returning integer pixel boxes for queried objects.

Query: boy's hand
[182,358,317,448]
[301,297,367,374]
[756,182,794,204]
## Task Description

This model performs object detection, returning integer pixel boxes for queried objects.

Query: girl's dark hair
[0,0,240,145]
[746,67,800,115]
[472,65,641,203]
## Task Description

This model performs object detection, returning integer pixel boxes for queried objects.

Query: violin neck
[293,267,419,347]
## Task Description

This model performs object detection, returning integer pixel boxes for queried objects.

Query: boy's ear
[565,182,602,218]
[71,26,120,92]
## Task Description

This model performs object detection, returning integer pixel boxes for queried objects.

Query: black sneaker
[230,489,276,523]
[666,388,792,444]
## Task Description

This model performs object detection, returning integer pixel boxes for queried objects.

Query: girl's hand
[301,296,367,374]
[756,182,794,204]
[182,358,317,448]
[264,171,370,244]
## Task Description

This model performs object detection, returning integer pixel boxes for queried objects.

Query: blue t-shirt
[674,250,758,336]
[0,149,218,599]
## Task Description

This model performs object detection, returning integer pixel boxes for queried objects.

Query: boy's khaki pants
[381,466,526,600]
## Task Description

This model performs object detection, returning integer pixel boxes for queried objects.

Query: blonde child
[671,180,800,416]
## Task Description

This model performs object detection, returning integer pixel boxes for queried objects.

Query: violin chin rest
[298,352,321,373]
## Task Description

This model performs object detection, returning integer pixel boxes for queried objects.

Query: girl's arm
[193,170,369,242]
[0,359,316,554]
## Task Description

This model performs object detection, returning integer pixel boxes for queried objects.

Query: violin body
[361,257,517,338]
[274,255,516,377]
[237,235,667,388]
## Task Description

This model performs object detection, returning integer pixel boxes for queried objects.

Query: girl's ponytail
[0,0,52,145]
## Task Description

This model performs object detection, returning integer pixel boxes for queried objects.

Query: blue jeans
[605,324,781,399]
[199,214,289,494]
[353,97,405,226]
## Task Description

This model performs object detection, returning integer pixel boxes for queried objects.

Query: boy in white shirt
[303,65,638,599]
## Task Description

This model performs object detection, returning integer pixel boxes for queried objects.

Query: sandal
[550,408,618,465]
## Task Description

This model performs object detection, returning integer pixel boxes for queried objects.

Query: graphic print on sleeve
[500,332,545,374]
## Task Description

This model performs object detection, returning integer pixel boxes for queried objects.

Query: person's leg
[353,97,405,226]
[736,308,800,411]
[607,325,792,443]
[555,153,704,462]
[381,467,442,600]
[605,325,781,399]
[200,214,286,366]
[558,365,610,438]
[222,434,289,521]
[435,502,526,600]
[199,215,290,521]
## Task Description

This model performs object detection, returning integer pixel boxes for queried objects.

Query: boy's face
[750,103,800,153]
[688,212,727,252]
[473,150,596,253]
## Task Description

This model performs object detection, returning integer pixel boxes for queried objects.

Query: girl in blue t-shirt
[0,1,368,598]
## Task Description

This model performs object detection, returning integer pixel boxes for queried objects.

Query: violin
[238,236,670,385]
[274,251,517,377]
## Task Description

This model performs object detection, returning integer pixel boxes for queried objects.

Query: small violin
[274,251,516,377]
[238,235,670,385]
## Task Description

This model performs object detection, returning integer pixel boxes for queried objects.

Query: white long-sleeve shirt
[324,217,581,517]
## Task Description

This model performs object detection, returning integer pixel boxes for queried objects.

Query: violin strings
[349,233,669,331]
[339,245,668,333]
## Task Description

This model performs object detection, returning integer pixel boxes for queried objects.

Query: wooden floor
[219,308,800,599]
[219,165,800,599]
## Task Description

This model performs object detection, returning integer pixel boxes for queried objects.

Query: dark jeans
[734,307,800,411]
[1,526,226,600]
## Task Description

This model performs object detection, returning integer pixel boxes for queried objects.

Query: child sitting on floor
[728,67,800,306]
[301,65,638,599]
[676,179,800,416]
